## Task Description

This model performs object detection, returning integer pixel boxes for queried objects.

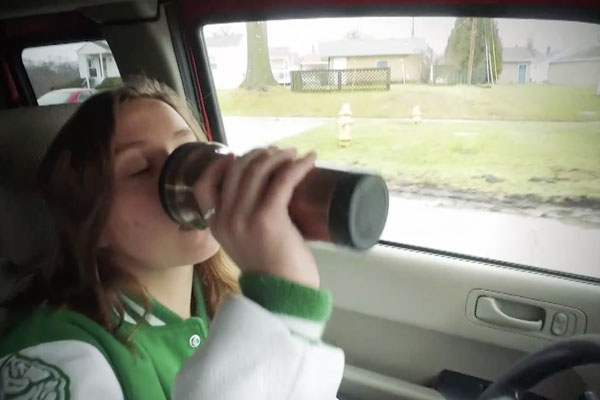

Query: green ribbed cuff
[239,274,333,322]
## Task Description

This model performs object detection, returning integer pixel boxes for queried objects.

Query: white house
[529,47,573,84]
[268,47,300,85]
[300,52,328,71]
[205,34,247,90]
[498,47,537,84]
[548,46,600,87]
[205,34,299,89]
[77,41,120,88]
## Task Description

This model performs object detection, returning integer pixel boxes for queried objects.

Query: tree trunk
[241,21,278,90]
[467,18,478,85]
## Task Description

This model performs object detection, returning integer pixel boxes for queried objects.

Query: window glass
[22,40,122,105]
[203,18,600,279]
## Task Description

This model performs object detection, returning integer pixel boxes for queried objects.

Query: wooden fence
[291,68,391,92]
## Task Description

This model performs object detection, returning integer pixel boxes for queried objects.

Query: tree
[240,21,278,90]
[23,61,80,97]
[444,18,503,84]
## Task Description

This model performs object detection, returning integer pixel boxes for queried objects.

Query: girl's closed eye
[131,165,150,177]
[117,156,150,179]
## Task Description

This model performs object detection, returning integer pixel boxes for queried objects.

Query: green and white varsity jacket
[0,274,345,399]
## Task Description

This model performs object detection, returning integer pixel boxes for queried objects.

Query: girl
[0,77,344,399]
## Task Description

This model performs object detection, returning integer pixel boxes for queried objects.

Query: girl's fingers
[192,153,235,229]
[219,148,271,218]
[232,148,297,218]
[262,152,317,212]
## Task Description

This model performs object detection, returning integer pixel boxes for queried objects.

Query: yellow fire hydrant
[412,105,422,124]
[337,103,353,148]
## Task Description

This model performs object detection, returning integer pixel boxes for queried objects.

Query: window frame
[1,12,101,107]
[21,40,116,103]
[375,59,389,68]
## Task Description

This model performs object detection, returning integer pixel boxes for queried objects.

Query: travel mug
[159,142,388,250]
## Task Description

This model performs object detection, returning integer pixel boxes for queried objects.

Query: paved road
[383,196,600,279]
[222,116,600,280]
[222,116,330,154]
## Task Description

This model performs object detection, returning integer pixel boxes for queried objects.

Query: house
[205,33,247,90]
[77,41,120,88]
[269,47,300,85]
[529,48,566,84]
[204,34,297,88]
[497,47,537,84]
[300,52,328,71]
[318,37,431,83]
[548,46,600,87]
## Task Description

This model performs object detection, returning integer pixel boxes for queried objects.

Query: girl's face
[102,98,220,271]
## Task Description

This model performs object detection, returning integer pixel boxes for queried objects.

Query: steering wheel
[478,334,600,400]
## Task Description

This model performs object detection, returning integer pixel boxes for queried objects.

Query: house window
[376,60,389,68]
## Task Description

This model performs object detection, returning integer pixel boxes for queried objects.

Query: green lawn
[217,84,600,121]
[275,120,600,200]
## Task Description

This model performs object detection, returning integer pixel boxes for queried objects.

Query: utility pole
[490,19,498,82]
[597,32,600,95]
[467,18,478,85]
[411,17,415,38]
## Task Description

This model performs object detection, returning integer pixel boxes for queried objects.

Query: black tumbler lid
[328,173,389,250]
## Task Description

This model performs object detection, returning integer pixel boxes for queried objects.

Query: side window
[22,40,122,106]
[202,18,600,280]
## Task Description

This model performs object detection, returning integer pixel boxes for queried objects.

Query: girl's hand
[193,146,320,289]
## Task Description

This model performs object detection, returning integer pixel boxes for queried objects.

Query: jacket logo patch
[0,353,69,399]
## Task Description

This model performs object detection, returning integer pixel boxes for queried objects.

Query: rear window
[203,17,600,279]
[22,40,122,106]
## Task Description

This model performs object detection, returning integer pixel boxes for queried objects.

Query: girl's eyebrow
[115,128,192,155]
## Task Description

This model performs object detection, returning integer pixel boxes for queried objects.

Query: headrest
[0,104,78,264]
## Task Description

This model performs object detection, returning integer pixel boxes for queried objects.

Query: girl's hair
[7,76,239,331]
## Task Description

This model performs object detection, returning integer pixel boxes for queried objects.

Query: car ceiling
[1,0,598,24]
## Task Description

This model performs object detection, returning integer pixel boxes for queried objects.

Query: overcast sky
[206,17,600,56]
[23,17,600,64]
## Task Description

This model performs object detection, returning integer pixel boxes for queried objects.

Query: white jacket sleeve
[173,294,345,400]
[0,341,124,399]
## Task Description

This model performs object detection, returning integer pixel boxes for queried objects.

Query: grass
[217,84,600,121]
[275,120,600,200]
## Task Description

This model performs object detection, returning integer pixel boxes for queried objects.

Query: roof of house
[96,41,110,51]
[301,52,326,64]
[552,45,600,63]
[77,41,112,55]
[318,37,429,58]
[205,33,243,47]
[502,47,538,63]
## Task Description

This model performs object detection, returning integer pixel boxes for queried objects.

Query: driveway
[222,116,330,154]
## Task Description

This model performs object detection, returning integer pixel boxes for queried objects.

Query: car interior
[0,0,599,399]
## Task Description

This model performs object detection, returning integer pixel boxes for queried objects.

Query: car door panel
[313,243,600,398]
